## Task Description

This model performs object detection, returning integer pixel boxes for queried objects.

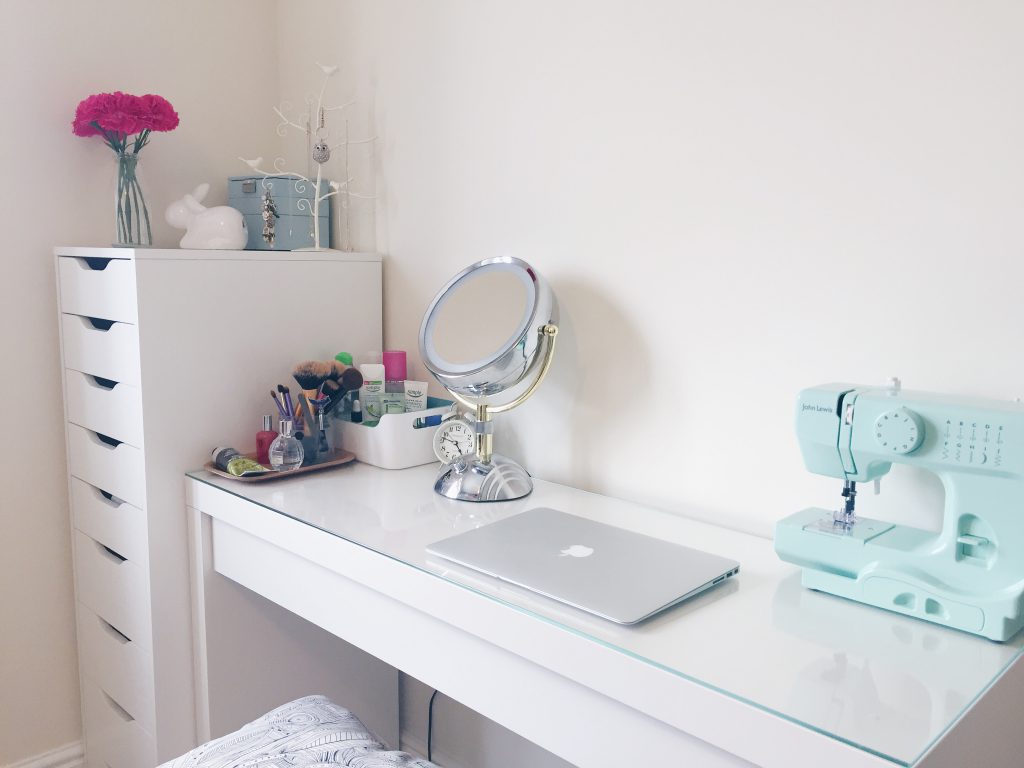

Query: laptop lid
[426,507,739,625]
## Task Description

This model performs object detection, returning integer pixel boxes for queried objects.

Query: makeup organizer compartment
[336,397,453,469]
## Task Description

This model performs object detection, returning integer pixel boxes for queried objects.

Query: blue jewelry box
[228,175,331,250]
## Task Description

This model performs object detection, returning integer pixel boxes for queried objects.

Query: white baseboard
[3,742,84,768]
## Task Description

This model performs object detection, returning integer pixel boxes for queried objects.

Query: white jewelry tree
[240,63,375,251]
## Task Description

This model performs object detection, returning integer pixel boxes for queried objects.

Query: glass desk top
[187,462,1024,766]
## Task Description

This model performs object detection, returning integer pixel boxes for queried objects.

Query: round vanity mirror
[419,257,559,502]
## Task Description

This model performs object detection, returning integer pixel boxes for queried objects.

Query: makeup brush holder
[299,433,322,466]
[335,397,453,470]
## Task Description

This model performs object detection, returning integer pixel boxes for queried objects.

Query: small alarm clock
[433,418,475,463]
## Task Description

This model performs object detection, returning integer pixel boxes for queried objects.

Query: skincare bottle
[358,363,385,421]
[256,415,276,465]
[211,447,268,477]
[382,350,407,415]
[351,399,363,423]
[335,351,353,366]
[268,419,304,471]
[404,381,427,412]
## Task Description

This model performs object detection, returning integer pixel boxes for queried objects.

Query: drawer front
[239,211,329,250]
[82,678,156,768]
[77,602,155,734]
[74,529,151,648]
[71,477,148,568]
[65,368,143,449]
[58,255,137,323]
[66,424,145,509]
[61,314,140,386]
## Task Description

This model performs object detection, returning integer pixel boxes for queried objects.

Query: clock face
[434,420,475,463]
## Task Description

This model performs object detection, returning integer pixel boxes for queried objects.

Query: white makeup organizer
[54,246,385,767]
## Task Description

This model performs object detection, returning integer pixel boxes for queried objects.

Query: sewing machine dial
[874,407,924,454]
[433,419,476,463]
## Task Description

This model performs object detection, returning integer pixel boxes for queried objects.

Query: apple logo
[559,544,594,558]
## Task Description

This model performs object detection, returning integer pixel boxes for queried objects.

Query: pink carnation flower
[72,91,179,143]
[136,94,180,132]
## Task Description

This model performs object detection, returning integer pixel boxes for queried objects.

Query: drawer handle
[69,255,118,271]
[92,486,126,509]
[96,615,131,645]
[82,372,120,391]
[87,429,124,450]
[101,689,135,723]
[94,539,128,564]
[71,314,118,331]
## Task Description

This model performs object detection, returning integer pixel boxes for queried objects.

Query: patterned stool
[160,696,437,767]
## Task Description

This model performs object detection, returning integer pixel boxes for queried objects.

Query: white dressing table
[185,463,1024,768]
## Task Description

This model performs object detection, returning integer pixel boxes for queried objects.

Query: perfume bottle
[268,419,304,471]
[256,415,276,465]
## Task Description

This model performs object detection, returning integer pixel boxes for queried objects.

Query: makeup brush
[278,384,295,423]
[322,370,364,416]
[297,394,318,435]
[328,360,364,394]
[270,390,287,421]
[322,378,341,398]
[293,360,334,404]
[327,359,347,382]
[321,379,342,415]
[340,366,363,392]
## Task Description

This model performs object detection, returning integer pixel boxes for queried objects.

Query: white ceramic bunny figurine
[165,183,248,249]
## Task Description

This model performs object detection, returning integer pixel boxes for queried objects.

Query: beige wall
[278,2,1024,765]
[0,3,278,763]
[283,0,1024,536]
[5,1,1023,765]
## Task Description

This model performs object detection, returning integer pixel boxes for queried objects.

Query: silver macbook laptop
[426,507,739,624]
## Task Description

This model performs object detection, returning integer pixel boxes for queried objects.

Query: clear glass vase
[114,152,152,246]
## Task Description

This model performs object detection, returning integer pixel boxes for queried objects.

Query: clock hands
[443,434,471,456]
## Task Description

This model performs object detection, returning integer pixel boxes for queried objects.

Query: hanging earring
[312,106,331,164]
[261,184,279,246]
[312,139,331,165]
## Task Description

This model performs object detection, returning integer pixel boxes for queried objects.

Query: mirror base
[434,453,533,502]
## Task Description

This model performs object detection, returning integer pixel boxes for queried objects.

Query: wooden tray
[203,449,356,482]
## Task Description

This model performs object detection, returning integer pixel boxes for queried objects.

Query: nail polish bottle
[256,415,276,465]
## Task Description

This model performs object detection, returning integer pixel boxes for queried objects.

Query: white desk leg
[917,655,1024,768]
[187,506,400,747]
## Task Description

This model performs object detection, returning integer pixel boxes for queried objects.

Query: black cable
[427,689,440,762]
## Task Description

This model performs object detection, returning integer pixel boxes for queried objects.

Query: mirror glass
[428,264,533,371]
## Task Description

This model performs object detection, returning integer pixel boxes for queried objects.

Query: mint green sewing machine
[775,380,1024,641]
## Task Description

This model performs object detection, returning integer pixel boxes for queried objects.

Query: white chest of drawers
[55,246,383,768]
